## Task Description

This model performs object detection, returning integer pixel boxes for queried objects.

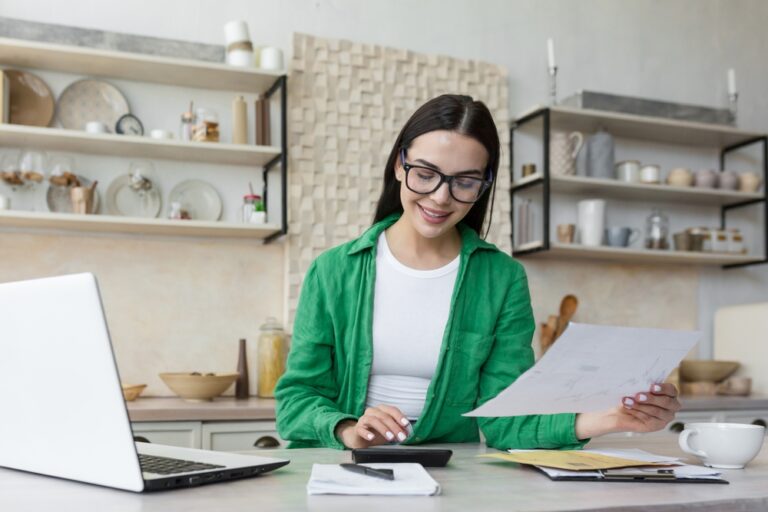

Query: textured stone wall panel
[287,33,511,325]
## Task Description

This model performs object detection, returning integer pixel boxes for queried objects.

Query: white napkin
[307,463,440,496]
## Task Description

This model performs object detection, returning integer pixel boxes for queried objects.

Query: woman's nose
[429,181,452,204]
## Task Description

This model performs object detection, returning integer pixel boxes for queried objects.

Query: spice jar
[192,107,220,142]
[257,317,286,397]
[713,229,729,253]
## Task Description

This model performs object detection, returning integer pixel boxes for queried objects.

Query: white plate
[46,176,101,214]
[105,174,162,218]
[56,79,130,131]
[168,180,222,221]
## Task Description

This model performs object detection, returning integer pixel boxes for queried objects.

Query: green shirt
[275,214,586,450]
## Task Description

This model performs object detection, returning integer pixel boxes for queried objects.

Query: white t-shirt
[365,232,460,420]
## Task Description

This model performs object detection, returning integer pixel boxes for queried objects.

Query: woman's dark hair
[373,94,500,236]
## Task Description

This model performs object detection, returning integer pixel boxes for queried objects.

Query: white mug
[260,47,284,71]
[577,199,606,247]
[85,121,109,134]
[679,422,765,469]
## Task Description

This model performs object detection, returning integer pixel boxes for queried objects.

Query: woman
[275,94,680,450]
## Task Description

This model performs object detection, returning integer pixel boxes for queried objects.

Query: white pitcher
[550,131,584,176]
[577,199,606,246]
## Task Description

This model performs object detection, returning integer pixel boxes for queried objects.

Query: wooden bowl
[121,384,147,401]
[679,360,740,383]
[159,372,239,402]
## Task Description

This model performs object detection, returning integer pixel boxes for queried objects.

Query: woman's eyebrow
[413,158,484,176]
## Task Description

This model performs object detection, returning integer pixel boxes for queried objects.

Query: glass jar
[192,107,220,142]
[644,208,669,250]
[257,317,286,398]
[242,194,259,223]
[179,107,195,141]
[728,229,745,254]
[712,229,729,253]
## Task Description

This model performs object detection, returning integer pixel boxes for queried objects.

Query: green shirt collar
[346,212,497,256]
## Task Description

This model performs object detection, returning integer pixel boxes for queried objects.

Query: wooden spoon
[554,294,579,340]
[540,314,559,354]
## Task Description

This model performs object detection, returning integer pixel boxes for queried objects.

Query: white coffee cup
[260,47,284,71]
[85,121,109,134]
[577,199,606,246]
[679,422,765,469]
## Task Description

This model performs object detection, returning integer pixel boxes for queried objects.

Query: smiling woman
[274,94,682,450]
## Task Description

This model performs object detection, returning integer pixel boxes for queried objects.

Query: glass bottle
[179,102,195,142]
[235,338,249,399]
[257,317,286,398]
[645,208,669,250]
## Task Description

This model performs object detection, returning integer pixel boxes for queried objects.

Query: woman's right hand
[335,405,411,449]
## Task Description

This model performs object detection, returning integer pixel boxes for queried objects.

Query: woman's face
[394,130,489,240]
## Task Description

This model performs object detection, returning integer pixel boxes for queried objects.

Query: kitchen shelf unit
[509,106,768,268]
[0,37,288,242]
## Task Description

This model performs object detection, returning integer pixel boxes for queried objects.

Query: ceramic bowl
[679,360,740,383]
[121,383,147,401]
[666,168,693,187]
[159,372,239,402]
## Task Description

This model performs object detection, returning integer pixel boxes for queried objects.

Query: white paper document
[307,463,441,496]
[466,323,698,417]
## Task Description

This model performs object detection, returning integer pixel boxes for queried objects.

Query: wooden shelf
[511,174,764,206]
[0,124,281,167]
[0,37,283,93]
[517,105,765,148]
[0,210,280,239]
[513,241,762,266]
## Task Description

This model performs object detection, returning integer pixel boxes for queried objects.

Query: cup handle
[628,228,641,246]
[570,132,585,158]
[678,428,707,458]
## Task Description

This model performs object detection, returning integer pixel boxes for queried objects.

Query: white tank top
[365,233,460,420]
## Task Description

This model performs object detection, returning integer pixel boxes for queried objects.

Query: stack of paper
[307,463,441,496]
[482,448,726,483]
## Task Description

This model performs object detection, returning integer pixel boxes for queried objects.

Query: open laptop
[0,273,289,492]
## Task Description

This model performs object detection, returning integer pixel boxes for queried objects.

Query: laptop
[0,273,289,492]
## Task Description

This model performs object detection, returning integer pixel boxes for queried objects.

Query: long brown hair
[373,94,500,236]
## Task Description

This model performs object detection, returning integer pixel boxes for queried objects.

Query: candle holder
[728,92,738,126]
[548,66,558,105]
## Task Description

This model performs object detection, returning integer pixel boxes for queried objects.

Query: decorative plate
[168,180,222,221]
[55,79,130,131]
[5,70,55,127]
[105,174,162,218]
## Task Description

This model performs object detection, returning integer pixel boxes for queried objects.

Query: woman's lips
[418,204,451,224]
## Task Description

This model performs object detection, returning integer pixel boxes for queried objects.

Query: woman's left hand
[575,383,681,439]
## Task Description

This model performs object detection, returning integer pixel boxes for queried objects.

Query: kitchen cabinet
[131,420,283,452]
[0,37,287,241]
[509,105,768,268]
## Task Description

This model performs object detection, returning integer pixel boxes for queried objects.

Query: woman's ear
[394,162,404,182]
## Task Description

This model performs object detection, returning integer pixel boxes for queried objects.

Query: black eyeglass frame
[399,149,494,204]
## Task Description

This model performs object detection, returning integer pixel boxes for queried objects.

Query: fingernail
[385,431,394,441]
[397,432,407,442]
[400,417,410,426]
[623,397,635,407]
[638,394,648,402]
[366,433,374,440]
[653,384,662,392]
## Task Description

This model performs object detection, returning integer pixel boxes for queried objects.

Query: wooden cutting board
[714,302,768,395]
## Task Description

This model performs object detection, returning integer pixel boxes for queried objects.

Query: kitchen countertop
[2,435,767,511]
[126,394,768,422]
[127,397,277,422]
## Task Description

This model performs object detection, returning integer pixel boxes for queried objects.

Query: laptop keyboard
[139,454,225,475]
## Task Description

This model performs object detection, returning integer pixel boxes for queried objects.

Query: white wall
[3,0,767,356]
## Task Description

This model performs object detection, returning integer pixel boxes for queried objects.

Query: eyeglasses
[400,149,492,204]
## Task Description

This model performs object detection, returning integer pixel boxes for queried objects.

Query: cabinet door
[131,421,202,448]
[201,421,284,452]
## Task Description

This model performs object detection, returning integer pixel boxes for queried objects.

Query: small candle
[727,68,737,95]
[547,38,556,69]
